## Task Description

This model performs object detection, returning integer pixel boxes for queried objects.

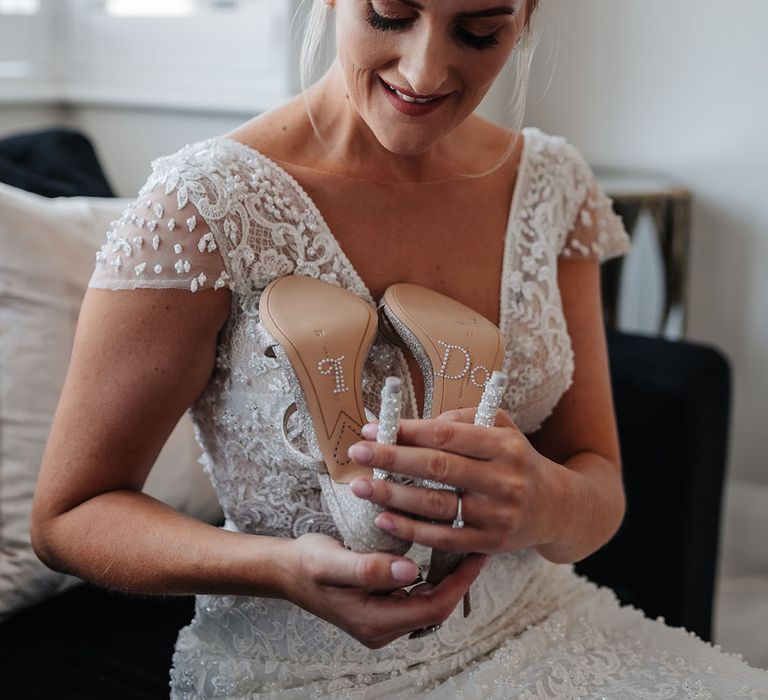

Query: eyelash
[365,6,502,51]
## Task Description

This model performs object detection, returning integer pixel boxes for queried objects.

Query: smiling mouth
[378,77,450,104]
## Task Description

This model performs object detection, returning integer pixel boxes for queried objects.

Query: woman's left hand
[347,408,568,555]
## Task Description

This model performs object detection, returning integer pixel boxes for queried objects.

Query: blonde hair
[297,0,542,173]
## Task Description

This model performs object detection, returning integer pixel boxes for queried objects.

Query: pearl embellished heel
[424,371,508,601]
[259,275,411,555]
[408,371,509,639]
[378,283,506,634]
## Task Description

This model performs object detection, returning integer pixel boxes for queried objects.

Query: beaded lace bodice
[90,126,629,540]
[87,129,768,699]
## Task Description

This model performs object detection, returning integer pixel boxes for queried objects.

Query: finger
[434,407,477,424]
[361,553,488,640]
[409,553,488,611]
[403,418,508,458]
[351,477,489,526]
[373,511,489,553]
[363,418,501,459]
[435,406,517,429]
[347,440,499,494]
[305,540,421,591]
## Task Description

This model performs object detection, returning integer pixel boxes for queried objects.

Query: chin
[369,124,444,157]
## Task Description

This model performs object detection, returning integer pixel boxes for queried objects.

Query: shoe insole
[382,283,506,419]
[260,276,376,483]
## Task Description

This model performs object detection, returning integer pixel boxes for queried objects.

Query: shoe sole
[259,276,377,484]
[380,283,506,419]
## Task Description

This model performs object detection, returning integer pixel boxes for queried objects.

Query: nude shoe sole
[379,282,506,420]
[259,275,410,555]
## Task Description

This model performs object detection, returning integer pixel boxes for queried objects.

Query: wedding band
[452,490,465,529]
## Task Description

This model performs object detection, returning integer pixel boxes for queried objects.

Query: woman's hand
[278,533,487,649]
[346,408,570,556]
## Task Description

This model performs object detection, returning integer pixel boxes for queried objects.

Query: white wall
[514,0,768,569]
[522,0,768,485]
[0,104,66,138]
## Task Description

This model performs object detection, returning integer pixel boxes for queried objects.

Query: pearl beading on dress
[90,189,231,294]
[82,134,768,700]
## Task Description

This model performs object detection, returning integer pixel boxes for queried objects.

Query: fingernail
[480,555,491,569]
[391,560,417,583]
[350,478,373,498]
[375,514,395,532]
[348,443,373,463]
[361,423,378,439]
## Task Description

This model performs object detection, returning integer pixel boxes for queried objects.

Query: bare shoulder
[225,96,318,163]
[453,114,523,173]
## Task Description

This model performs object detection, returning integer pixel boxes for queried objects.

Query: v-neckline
[218,129,533,415]
[219,128,532,328]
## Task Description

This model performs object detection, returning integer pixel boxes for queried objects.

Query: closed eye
[366,5,414,31]
[454,26,501,51]
[367,4,504,51]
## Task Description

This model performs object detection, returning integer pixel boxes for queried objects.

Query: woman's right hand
[278,533,487,649]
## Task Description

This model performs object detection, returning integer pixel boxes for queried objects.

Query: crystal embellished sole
[259,275,410,555]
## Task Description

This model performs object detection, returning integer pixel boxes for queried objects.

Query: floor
[715,575,768,669]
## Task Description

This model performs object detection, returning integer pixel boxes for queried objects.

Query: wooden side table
[595,168,692,339]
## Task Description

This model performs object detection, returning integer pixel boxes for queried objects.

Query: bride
[31,0,768,697]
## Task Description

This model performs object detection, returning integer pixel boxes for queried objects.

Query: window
[104,0,195,17]
[0,0,41,15]
[0,0,52,95]
[0,0,302,112]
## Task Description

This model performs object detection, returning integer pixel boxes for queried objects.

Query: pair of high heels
[258,276,507,593]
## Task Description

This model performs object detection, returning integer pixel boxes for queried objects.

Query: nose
[397,25,451,97]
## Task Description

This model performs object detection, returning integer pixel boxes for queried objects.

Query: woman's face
[334,0,528,155]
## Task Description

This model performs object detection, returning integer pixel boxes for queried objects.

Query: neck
[300,62,480,183]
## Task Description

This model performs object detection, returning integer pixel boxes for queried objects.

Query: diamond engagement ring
[452,490,465,529]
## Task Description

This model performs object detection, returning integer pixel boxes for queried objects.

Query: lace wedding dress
[89,127,768,699]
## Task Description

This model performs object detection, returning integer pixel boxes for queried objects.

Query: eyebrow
[396,1,517,19]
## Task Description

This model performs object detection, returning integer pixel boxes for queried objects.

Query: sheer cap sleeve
[88,171,230,293]
[560,160,632,263]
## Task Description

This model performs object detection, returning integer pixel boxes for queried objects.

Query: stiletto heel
[408,372,508,638]
[259,275,411,555]
[473,370,508,428]
[423,371,509,617]
[377,283,506,637]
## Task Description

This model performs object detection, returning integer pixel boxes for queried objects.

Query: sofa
[0,129,731,699]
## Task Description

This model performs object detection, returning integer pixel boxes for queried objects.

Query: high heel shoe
[413,370,508,627]
[377,283,507,629]
[378,283,506,420]
[259,275,411,555]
